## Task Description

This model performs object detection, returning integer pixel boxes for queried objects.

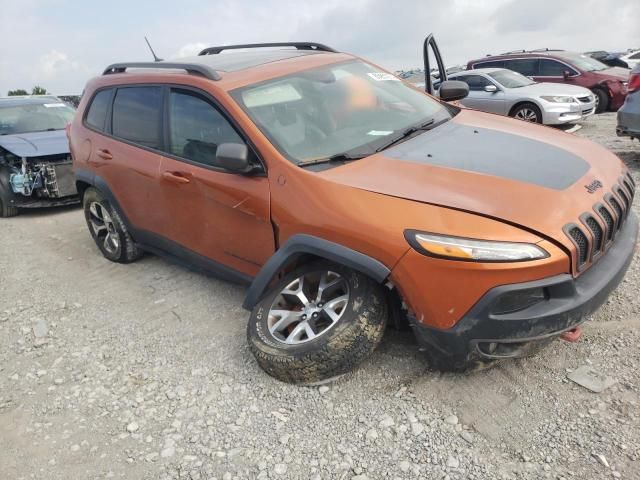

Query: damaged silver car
[0,96,79,217]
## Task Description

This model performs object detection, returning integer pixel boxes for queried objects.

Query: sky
[1,0,638,95]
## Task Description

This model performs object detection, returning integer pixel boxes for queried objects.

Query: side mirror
[216,143,251,173]
[439,80,469,102]
[563,70,572,79]
[484,84,498,93]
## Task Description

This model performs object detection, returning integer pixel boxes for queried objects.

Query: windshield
[232,61,452,164]
[0,101,75,135]
[487,69,535,88]
[556,52,608,72]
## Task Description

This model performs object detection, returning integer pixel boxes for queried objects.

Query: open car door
[423,33,469,103]
[423,33,447,95]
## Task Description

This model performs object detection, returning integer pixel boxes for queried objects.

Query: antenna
[144,36,163,62]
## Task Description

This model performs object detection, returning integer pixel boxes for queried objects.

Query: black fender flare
[75,170,134,228]
[242,234,390,310]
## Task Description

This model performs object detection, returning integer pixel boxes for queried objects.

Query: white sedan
[448,68,597,125]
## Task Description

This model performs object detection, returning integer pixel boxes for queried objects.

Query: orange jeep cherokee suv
[69,42,638,384]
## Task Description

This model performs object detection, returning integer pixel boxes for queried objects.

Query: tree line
[7,86,49,96]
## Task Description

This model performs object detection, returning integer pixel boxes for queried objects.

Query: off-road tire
[510,102,542,124]
[0,197,19,218]
[247,261,388,384]
[83,187,143,263]
[592,88,609,113]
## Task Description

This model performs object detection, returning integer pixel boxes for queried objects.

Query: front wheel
[510,103,542,123]
[0,196,19,218]
[592,88,609,113]
[247,261,388,384]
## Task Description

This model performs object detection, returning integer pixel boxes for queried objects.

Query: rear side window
[168,89,245,168]
[539,59,570,76]
[473,60,505,69]
[85,89,112,131]
[504,59,539,76]
[112,87,162,149]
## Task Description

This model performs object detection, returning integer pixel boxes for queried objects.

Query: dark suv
[467,49,629,113]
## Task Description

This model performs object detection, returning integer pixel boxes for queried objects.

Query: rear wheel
[247,261,388,384]
[592,88,609,113]
[83,187,142,263]
[510,103,542,123]
[0,194,19,218]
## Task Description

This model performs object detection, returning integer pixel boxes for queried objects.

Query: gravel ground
[1,113,639,480]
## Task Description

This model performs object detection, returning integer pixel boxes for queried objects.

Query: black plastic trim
[198,42,337,55]
[103,62,221,81]
[242,234,390,310]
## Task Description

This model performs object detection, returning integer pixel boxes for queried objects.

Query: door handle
[96,149,113,160]
[162,171,191,184]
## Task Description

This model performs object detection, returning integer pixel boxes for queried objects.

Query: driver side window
[168,89,246,168]
[456,75,491,91]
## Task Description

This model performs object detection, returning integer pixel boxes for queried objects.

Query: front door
[157,87,274,277]
[456,75,506,114]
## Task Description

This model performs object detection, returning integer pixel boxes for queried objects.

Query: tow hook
[560,326,583,343]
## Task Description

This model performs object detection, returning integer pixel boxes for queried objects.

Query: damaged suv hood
[0,130,70,158]
[321,110,628,251]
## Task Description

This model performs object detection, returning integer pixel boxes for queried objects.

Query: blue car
[0,96,79,217]
[617,65,640,141]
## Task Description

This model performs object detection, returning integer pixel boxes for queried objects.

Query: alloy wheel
[514,108,538,122]
[88,201,120,255]
[267,271,350,345]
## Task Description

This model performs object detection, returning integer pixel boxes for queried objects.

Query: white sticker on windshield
[367,72,400,82]
[367,130,393,136]
[43,103,67,108]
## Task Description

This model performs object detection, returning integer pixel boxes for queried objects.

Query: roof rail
[102,62,221,80]
[501,49,526,55]
[198,42,337,56]
[530,48,563,52]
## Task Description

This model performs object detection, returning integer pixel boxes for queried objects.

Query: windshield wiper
[374,118,435,153]
[298,152,369,168]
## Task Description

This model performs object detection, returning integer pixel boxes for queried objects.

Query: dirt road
[1,113,638,480]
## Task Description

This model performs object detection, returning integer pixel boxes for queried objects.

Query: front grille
[584,217,603,254]
[565,178,634,273]
[577,96,592,103]
[597,206,615,242]
[616,187,630,214]
[582,108,594,115]
[568,226,589,266]
[608,196,624,226]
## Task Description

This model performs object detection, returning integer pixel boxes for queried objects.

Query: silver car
[449,68,596,125]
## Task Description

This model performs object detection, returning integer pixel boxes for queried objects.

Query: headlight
[540,96,576,103]
[405,231,549,262]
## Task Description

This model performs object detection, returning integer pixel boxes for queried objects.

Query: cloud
[175,43,208,58]
[40,50,82,77]
[0,0,638,94]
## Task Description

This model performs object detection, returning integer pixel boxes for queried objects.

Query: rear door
[157,87,274,277]
[84,85,166,233]
[537,58,580,85]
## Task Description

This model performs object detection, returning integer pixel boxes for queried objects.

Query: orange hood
[321,110,629,253]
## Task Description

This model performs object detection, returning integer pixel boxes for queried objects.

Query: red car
[467,49,629,113]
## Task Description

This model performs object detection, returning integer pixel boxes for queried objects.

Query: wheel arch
[508,99,543,118]
[243,235,390,310]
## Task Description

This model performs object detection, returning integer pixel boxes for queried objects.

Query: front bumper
[411,213,638,364]
[543,102,596,125]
